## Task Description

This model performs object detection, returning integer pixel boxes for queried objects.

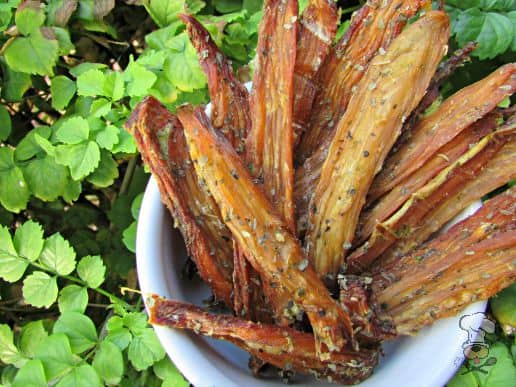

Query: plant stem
[119,156,138,197]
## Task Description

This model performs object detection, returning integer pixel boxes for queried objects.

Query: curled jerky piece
[374,188,516,335]
[149,296,378,384]
[348,123,513,273]
[126,97,233,306]
[180,14,250,153]
[247,0,298,230]
[379,132,516,265]
[293,0,338,139]
[178,105,355,357]
[369,63,516,202]
[304,11,449,281]
[295,0,428,163]
[356,111,499,246]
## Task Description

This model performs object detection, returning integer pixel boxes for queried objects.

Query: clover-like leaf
[39,233,76,275]
[77,255,106,288]
[53,312,98,354]
[23,271,58,308]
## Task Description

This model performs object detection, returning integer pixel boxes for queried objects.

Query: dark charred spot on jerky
[363,150,370,157]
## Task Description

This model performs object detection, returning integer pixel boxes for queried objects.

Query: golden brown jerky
[373,188,516,335]
[177,105,355,357]
[247,0,298,231]
[292,0,338,140]
[125,97,233,306]
[149,296,378,384]
[295,0,429,164]
[347,124,513,273]
[356,112,499,246]
[369,63,516,202]
[379,135,516,265]
[304,11,449,282]
[180,14,251,152]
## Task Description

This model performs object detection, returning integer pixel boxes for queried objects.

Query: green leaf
[163,33,206,92]
[55,141,101,180]
[96,124,119,150]
[20,321,48,358]
[454,9,514,59]
[70,63,107,77]
[103,71,125,101]
[39,233,76,275]
[446,0,481,9]
[0,104,12,141]
[14,220,44,261]
[105,328,132,351]
[55,364,101,387]
[76,255,106,288]
[0,147,30,213]
[111,128,137,154]
[0,62,32,101]
[87,151,119,187]
[0,324,24,367]
[128,328,166,371]
[53,312,98,354]
[33,133,56,156]
[124,60,157,97]
[62,179,81,203]
[131,193,143,219]
[145,24,183,50]
[0,225,28,282]
[23,271,58,308]
[52,26,75,55]
[122,222,136,253]
[476,342,516,386]
[153,358,188,386]
[89,98,112,117]
[186,0,205,13]
[76,69,106,97]
[34,333,75,381]
[14,126,52,161]
[508,11,516,51]
[213,0,242,13]
[12,359,47,387]
[15,1,45,35]
[92,341,124,385]
[491,283,516,333]
[4,33,58,75]
[480,0,516,12]
[55,116,90,144]
[58,285,88,313]
[123,312,148,333]
[51,76,77,110]
[143,0,185,27]
[22,154,69,201]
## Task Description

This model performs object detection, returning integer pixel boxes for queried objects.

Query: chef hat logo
[459,312,495,364]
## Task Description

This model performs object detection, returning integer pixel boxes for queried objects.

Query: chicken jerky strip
[247,0,298,231]
[180,13,251,153]
[304,11,449,282]
[295,0,428,164]
[374,188,516,335]
[369,63,516,202]
[177,105,355,357]
[378,132,516,266]
[347,123,513,273]
[292,0,338,140]
[149,296,378,384]
[179,13,261,321]
[126,98,233,306]
[354,111,499,248]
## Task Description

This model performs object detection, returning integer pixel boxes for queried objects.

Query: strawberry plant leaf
[55,363,102,387]
[12,359,47,387]
[39,233,76,275]
[15,1,45,35]
[23,271,58,308]
[58,285,89,313]
[76,69,107,97]
[124,59,157,97]
[86,150,119,187]
[14,220,44,262]
[96,124,119,150]
[0,324,25,367]
[0,225,27,282]
[55,116,90,144]
[93,341,124,385]
[143,0,185,27]
[4,33,59,75]
[0,147,30,213]
[77,255,106,288]
[55,141,101,180]
[128,328,166,371]
[53,312,98,354]
[20,321,48,358]
[0,104,12,141]
[34,333,75,381]
[22,155,69,201]
[51,76,77,110]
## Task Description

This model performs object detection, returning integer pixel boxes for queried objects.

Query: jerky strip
[126,98,233,306]
[178,105,355,356]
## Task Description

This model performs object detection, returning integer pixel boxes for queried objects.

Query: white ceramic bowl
[137,173,486,387]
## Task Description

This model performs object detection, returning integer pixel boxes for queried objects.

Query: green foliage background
[0,0,514,386]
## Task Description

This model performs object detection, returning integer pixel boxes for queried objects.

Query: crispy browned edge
[373,187,516,335]
[177,104,356,357]
[303,11,450,282]
[292,0,338,141]
[356,111,499,247]
[180,13,251,153]
[295,0,429,164]
[149,296,378,384]
[369,63,516,201]
[125,98,233,306]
